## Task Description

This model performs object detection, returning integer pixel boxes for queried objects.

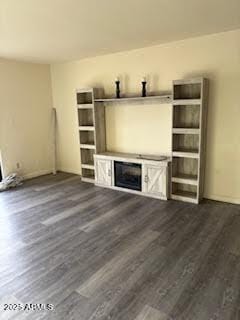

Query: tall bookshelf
[171,78,208,203]
[76,88,106,183]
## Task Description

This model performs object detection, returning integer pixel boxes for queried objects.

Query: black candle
[115,78,120,98]
[141,77,147,97]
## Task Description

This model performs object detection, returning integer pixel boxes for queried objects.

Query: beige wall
[0,59,53,179]
[51,29,240,204]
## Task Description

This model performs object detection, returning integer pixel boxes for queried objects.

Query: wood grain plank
[135,305,167,320]
[76,229,159,298]
[0,174,239,320]
[41,193,105,225]
[78,196,140,232]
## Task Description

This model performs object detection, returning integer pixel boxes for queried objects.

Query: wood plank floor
[0,172,239,320]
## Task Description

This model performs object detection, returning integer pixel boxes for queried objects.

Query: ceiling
[0,0,240,63]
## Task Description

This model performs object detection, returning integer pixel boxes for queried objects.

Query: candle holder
[141,80,147,97]
[115,80,120,98]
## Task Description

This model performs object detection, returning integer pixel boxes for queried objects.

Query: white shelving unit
[76,88,106,183]
[171,78,208,204]
[76,79,208,204]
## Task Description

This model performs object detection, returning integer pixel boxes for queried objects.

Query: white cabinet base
[94,152,170,201]
[95,158,112,186]
[143,164,168,199]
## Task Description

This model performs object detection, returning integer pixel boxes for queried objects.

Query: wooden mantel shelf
[96,151,171,163]
[94,94,172,104]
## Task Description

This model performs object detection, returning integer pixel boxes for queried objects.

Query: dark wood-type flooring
[0,173,240,320]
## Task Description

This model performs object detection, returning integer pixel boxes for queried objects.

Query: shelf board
[81,177,95,184]
[80,144,96,150]
[173,128,200,134]
[172,149,199,159]
[173,78,204,85]
[95,95,172,104]
[173,99,201,105]
[172,174,198,185]
[81,161,94,166]
[79,126,95,131]
[77,104,93,109]
[76,88,93,93]
[171,190,198,204]
[81,164,95,170]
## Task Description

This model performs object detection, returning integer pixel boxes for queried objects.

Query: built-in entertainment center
[76,77,208,203]
[94,152,170,200]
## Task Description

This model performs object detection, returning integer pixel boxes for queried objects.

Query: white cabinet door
[143,164,167,199]
[95,159,112,186]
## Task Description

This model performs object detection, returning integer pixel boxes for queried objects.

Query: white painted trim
[22,166,239,205]
[23,169,53,180]
[205,194,240,205]
[57,167,81,176]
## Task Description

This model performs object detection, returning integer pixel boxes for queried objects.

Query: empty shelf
[172,150,199,159]
[171,190,198,204]
[79,126,95,131]
[173,99,201,105]
[172,174,198,185]
[81,177,95,183]
[172,128,200,134]
[81,164,95,170]
[82,167,95,183]
[77,104,93,109]
[80,144,96,149]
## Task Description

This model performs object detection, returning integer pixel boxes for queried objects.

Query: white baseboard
[23,169,53,180]
[205,194,240,205]
[57,167,81,175]
[22,168,239,205]
[23,168,81,181]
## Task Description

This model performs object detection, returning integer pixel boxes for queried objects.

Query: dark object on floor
[0,173,23,191]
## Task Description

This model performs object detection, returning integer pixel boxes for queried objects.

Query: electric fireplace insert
[114,161,142,191]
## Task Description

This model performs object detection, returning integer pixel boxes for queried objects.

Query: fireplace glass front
[114,161,142,191]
